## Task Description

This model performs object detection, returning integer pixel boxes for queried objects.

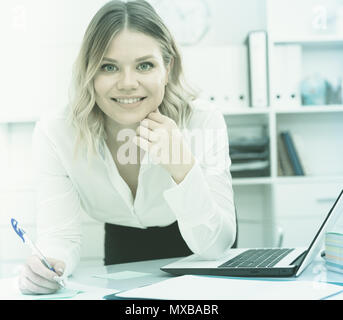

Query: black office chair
[231,206,239,248]
[104,205,239,265]
[105,208,238,265]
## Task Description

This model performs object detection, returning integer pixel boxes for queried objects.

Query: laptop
[161,189,343,277]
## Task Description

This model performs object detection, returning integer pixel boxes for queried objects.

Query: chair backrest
[231,206,238,248]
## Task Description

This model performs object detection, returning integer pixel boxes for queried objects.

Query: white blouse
[32,99,236,276]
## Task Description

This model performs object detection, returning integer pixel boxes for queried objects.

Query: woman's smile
[111,96,147,108]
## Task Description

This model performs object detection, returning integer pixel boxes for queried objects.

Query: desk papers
[117,275,343,300]
[93,270,151,280]
[0,277,81,300]
[0,277,118,300]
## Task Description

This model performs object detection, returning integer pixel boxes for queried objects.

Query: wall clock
[149,0,211,46]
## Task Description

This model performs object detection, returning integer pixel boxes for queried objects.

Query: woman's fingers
[27,255,58,280]
[132,135,161,157]
[19,274,57,295]
[25,264,60,290]
[140,118,160,130]
[50,259,65,277]
[136,125,159,142]
[18,276,35,295]
[18,255,65,295]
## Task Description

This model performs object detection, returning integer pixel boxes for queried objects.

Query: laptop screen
[295,189,343,276]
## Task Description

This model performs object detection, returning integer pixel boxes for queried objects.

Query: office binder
[229,45,249,109]
[284,45,302,107]
[181,46,249,110]
[280,131,305,176]
[272,45,302,107]
[247,30,269,108]
[271,45,285,107]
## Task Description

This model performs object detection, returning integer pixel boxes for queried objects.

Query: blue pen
[11,218,65,288]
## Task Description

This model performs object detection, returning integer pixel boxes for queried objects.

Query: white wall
[0,0,266,275]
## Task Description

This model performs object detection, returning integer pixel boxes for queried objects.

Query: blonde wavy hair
[68,0,197,158]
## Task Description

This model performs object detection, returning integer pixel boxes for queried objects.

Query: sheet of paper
[93,270,151,280]
[117,275,343,300]
[64,281,119,300]
[21,288,82,300]
[0,277,81,300]
[0,277,119,300]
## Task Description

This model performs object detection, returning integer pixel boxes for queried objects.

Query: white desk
[68,255,343,300]
[1,255,343,299]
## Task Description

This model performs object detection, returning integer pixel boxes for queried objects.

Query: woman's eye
[137,62,154,71]
[101,64,117,72]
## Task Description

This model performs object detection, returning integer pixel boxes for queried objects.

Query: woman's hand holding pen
[133,107,195,184]
[19,255,65,295]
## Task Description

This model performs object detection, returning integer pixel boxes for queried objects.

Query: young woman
[19,0,236,294]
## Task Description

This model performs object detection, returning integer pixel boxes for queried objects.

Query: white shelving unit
[273,36,343,45]
[224,0,343,248]
[195,0,342,248]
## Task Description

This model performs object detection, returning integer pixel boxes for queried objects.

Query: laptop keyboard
[218,248,294,268]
